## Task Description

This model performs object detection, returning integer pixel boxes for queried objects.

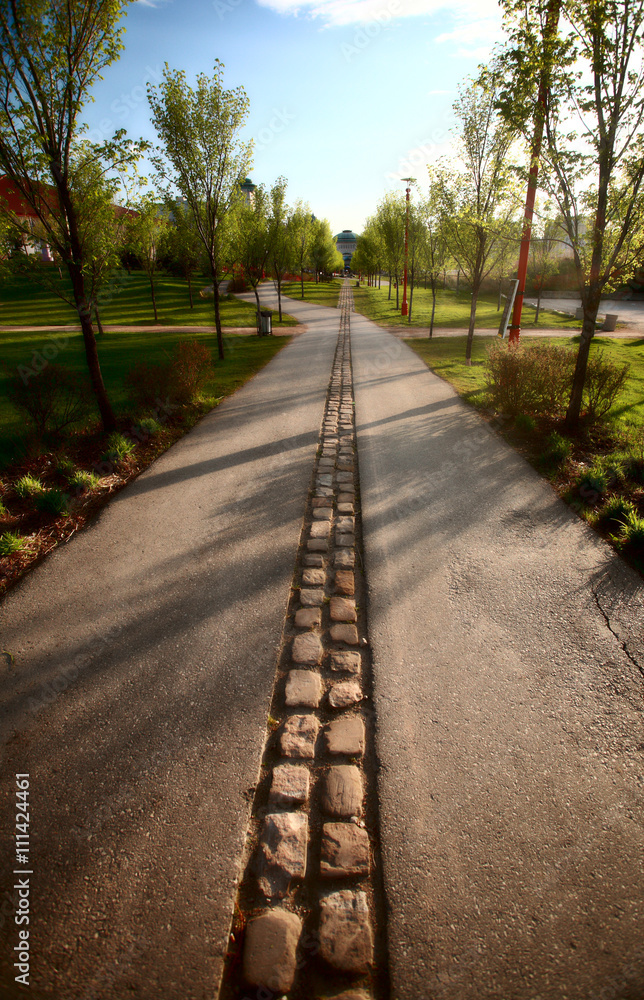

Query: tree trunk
[300,268,305,299]
[71,279,115,431]
[497,277,503,311]
[277,276,283,321]
[430,280,437,338]
[395,272,399,310]
[212,269,224,360]
[149,270,158,323]
[564,302,599,432]
[388,273,392,300]
[465,284,480,365]
[378,272,381,289]
[187,272,193,309]
[93,303,104,337]
[535,286,542,324]
[456,269,460,294]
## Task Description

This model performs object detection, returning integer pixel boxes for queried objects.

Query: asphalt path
[0,298,339,999]
[350,310,644,999]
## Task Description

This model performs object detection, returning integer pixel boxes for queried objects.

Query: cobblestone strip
[218,281,389,1000]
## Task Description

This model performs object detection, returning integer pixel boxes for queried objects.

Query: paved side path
[350,309,644,999]
[0,301,339,999]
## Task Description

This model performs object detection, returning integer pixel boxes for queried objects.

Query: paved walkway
[1,283,643,999]
[0,295,338,999]
[350,304,644,999]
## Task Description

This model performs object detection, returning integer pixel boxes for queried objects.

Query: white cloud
[256,0,502,28]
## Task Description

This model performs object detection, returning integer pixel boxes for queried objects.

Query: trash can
[259,310,272,335]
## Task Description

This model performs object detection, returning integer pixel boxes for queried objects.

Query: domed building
[335,229,358,270]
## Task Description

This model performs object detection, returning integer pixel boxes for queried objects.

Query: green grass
[0,271,299,329]
[280,279,343,308]
[353,283,579,331]
[405,335,644,435]
[0,326,288,467]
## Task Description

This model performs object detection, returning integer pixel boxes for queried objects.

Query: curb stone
[219,281,388,999]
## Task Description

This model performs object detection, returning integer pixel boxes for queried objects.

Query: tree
[0,0,137,432]
[267,178,293,321]
[161,199,203,309]
[233,181,271,330]
[418,182,452,337]
[526,215,562,323]
[434,75,519,364]
[127,196,168,322]
[291,202,315,298]
[374,193,405,306]
[497,0,644,430]
[148,60,253,360]
[308,217,342,281]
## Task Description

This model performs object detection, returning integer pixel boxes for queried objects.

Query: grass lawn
[0,271,299,328]
[0,327,287,466]
[354,283,579,331]
[280,279,343,308]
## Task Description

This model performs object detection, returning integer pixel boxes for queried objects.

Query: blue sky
[84,0,503,236]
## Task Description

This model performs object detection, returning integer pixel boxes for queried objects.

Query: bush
[539,432,573,474]
[5,363,91,443]
[135,417,162,437]
[171,340,214,404]
[15,474,44,498]
[485,342,575,416]
[68,470,100,492]
[595,495,636,529]
[34,488,70,515]
[55,455,76,476]
[616,511,644,561]
[0,501,7,516]
[0,530,26,555]
[574,463,609,504]
[124,360,173,410]
[125,340,214,410]
[582,351,629,422]
[101,432,135,464]
[514,413,536,433]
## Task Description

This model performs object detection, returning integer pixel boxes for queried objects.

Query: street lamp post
[401,177,415,318]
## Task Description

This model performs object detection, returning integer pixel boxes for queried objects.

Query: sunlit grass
[354,283,579,330]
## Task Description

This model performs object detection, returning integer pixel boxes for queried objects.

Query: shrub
[616,511,644,561]
[539,431,573,474]
[485,342,575,416]
[171,340,214,404]
[0,530,26,555]
[15,474,44,498]
[514,413,536,433]
[35,488,70,515]
[55,455,76,476]
[595,495,636,530]
[135,417,162,437]
[574,463,609,504]
[101,432,135,464]
[124,361,173,411]
[5,363,91,443]
[582,351,629,422]
[0,501,7,516]
[125,340,213,409]
[68,470,100,491]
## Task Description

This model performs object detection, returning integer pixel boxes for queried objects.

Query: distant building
[240,178,257,205]
[335,229,358,270]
